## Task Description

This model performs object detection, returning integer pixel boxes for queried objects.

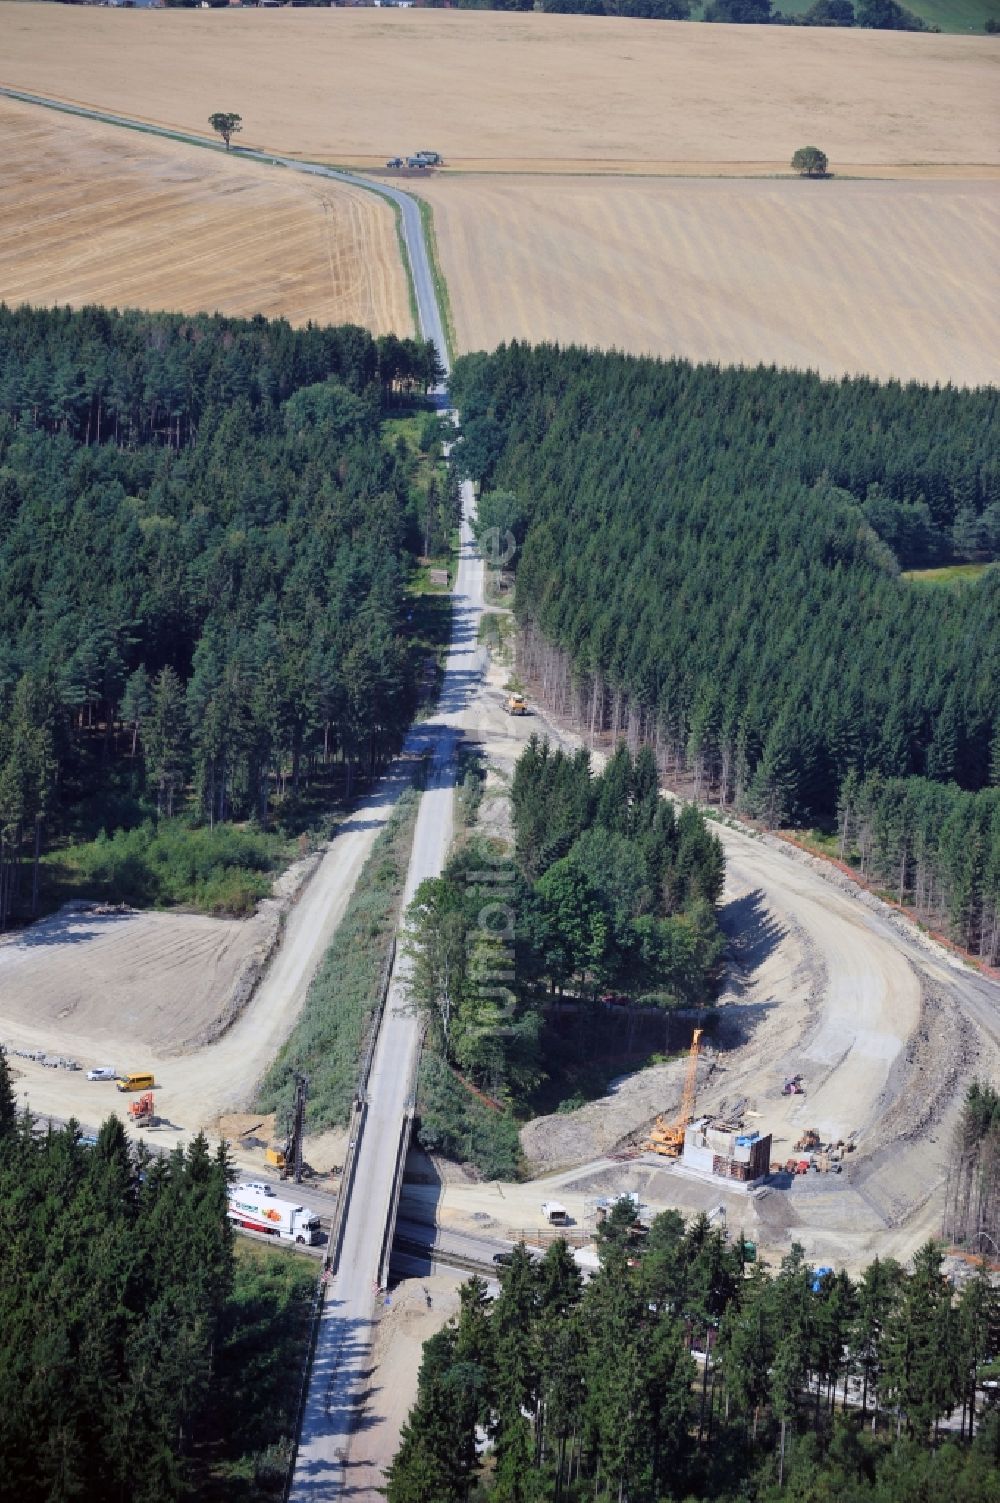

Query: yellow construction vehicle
[503,693,528,716]
[645,1028,702,1157]
[266,1074,309,1181]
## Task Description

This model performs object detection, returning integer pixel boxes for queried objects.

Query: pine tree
[749,715,800,828]
[386,1328,479,1503]
[142,666,189,818]
[883,1242,961,1440]
[850,1255,903,1424]
[0,1043,17,1141]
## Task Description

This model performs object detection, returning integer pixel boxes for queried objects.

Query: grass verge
[414,194,457,366]
[902,562,993,585]
[256,784,421,1132]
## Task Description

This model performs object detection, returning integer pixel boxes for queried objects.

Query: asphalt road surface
[0,86,450,376]
[290,477,483,1498]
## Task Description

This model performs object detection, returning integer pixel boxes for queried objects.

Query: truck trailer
[227,1182,322,1246]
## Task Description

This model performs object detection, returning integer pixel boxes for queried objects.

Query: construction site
[645,1028,771,1189]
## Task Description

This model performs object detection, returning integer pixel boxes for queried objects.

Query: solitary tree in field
[209,112,242,151]
[791,145,829,178]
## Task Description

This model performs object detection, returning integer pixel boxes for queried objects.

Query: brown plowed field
[417,175,1000,387]
[1,7,996,171]
[0,96,412,333]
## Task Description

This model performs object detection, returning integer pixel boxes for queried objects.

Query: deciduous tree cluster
[407,741,723,1159]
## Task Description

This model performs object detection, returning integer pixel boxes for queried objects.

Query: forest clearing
[0,96,412,334]
[415,175,1000,385]
[415,653,1000,1278]
[1,7,996,172]
[0,766,414,1152]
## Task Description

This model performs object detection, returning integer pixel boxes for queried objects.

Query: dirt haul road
[436,652,1000,1271]
[0,762,418,1152]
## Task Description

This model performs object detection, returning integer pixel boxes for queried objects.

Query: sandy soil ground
[416,176,1000,386]
[0,760,419,1151]
[0,96,411,333]
[428,649,1000,1274]
[2,9,996,170]
[347,1273,466,1498]
[0,906,271,1057]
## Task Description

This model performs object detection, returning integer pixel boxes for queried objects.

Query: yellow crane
[645,1027,703,1158]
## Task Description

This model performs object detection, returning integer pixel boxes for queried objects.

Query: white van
[86,1066,116,1082]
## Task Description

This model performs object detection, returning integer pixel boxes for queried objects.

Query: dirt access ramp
[2,9,995,171]
[0,95,412,335]
[0,760,418,1149]
[471,647,1000,1268]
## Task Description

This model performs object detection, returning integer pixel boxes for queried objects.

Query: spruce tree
[0,1043,17,1141]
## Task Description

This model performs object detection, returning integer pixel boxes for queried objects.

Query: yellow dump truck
[504,694,528,716]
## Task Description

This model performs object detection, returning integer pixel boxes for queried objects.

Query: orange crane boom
[645,1027,702,1158]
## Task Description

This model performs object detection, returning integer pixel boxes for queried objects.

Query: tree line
[407,741,724,1163]
[419,0,940,31]
[0,305,447,926]
[387,1210,1000,1503]
[0,1045,317,1501]
[944,1082,1000,1256]
[451,344,999,935]
[838,773,1000,962]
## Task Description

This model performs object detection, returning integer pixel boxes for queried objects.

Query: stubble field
[416,175,1000,386]
[0,96,412,333]
[1,7,997,171]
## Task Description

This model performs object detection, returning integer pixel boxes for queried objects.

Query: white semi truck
[227,1182,322,1246]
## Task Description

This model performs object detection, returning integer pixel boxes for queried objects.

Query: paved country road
[7,81,998,1492]
[290,478,484,1498]
[0,85,450,372]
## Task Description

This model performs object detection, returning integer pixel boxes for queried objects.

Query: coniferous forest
[452,345,1000,958]
[386,1206,1000,1503]
[0,1047,315,1502]
[0,304,445,926]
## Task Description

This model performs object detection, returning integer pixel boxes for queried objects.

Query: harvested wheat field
[417,176,1000,386]
[1,7,997,172]
[0,95,412,332]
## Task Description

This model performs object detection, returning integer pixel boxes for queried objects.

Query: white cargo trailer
[227,1182,322,1246]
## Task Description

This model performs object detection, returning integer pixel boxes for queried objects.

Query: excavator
[128,1092,156,1127]
[645,1028,702,1158]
